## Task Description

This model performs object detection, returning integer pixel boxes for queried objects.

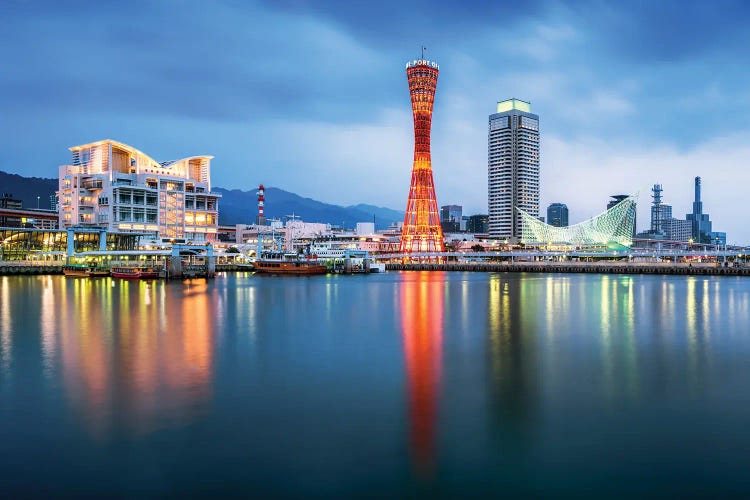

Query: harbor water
[2,272,750,496]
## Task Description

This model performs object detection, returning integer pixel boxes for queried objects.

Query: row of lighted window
[185,212,216,226]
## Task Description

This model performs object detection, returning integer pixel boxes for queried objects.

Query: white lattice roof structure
[519,196,636,246]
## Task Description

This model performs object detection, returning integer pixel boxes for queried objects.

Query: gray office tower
[686,176,712,243]
[488,99,540,239]
[546,203,568,227]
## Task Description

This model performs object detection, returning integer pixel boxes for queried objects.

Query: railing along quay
[0,262,64,275]
[386,262,750,276]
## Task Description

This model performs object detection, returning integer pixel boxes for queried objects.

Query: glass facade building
[520,196,636,246]
[0,228,139,260]
[440,205,462,233]
[546,203,569,227]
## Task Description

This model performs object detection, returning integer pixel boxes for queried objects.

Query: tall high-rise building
[488,99,540,239]
[686,176,713,243]
[546,203,568,227]
[400,58,444,254]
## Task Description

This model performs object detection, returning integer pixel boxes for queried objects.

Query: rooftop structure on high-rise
[399,57,444,254]
[488,98,540,240]
[57,139,219,242]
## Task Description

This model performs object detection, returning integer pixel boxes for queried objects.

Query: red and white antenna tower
[256,184,266,225]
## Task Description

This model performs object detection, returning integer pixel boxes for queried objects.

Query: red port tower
[399,58,444,255]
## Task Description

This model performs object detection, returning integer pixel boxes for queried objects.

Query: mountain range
[0,171,404,229]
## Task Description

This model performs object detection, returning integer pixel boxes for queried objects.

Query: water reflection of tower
[399,57,445,254]
[399,272,444,476]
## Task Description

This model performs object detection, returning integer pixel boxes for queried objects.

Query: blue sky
[2,0,750,241]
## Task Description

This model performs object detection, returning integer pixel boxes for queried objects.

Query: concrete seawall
[386,262,750,276]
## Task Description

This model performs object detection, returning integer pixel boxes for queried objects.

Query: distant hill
[215,187,403,229]
[0,171,57,209]
[0,170,404,228]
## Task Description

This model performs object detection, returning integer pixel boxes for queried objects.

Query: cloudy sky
[2,0,750,241]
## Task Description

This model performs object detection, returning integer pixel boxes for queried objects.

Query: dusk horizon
[3,0,749,241]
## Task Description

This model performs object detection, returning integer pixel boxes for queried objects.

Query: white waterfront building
[488,99,540,240]
[57,140,220,243]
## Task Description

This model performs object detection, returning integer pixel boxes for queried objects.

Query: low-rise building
[0,194,23,227]
[57,139,219,243]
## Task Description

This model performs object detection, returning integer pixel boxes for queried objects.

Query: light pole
[37,196,40,209]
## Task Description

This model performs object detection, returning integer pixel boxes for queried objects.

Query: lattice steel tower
[399,58,445,254]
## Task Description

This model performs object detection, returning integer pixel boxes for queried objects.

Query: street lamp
[37,196,40,209]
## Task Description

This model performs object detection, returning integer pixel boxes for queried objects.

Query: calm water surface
[2,272,750,496]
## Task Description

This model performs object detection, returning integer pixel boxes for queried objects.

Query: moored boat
[110,267,161,279]
[63,264,110,278]
[253,253,327,276]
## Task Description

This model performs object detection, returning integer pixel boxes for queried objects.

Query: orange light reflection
[400,271,444,476]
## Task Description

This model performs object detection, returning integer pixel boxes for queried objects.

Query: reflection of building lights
[400,272,444,476]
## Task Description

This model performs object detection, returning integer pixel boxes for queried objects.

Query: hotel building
[488,99,540,239]
[58,140,219,242]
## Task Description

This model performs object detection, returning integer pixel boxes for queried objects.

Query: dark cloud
[574,1,750,63]
[2,0,750,242]
[257,0,549,46]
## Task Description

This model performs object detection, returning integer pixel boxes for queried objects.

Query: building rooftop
[496,99,531,113]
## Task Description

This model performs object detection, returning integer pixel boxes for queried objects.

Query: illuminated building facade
[58,140,219,242]
[520,196,636,246]
[399,59,445,254]
[488,99,540,240]
[608,194,636,237]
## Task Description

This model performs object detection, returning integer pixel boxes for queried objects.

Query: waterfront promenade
[2,259,749,276]
[387,261,750,276]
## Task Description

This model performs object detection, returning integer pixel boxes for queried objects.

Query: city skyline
[2,1,750,242]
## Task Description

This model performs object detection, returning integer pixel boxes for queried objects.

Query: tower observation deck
[400,59,445,255]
